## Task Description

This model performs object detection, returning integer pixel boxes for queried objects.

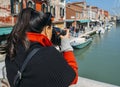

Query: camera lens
[51,27,66,46]
[61,30,66,36]
[53,27,66,36]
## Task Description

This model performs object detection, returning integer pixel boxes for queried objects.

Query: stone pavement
[70,77,119,87]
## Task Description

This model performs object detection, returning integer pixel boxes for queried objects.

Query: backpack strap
[13,48,40,87]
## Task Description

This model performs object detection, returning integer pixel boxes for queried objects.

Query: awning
[0,27,12,35]
[65,19,74,22]
[77,19,91,23]
[91,19,96,22]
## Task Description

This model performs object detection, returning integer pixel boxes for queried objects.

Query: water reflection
[74,44,91,60]
[74,23,120,86]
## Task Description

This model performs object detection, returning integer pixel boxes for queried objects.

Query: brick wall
[66,7,76,19]
[66,3,83,19]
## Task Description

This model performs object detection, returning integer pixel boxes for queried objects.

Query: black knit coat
[5,42,76,87]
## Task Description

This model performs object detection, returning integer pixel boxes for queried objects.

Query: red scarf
[27,32,53,47]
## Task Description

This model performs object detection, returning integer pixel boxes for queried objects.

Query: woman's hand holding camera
[60,29,70,39]
[60,28,73,52]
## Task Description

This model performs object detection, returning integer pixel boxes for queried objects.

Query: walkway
[70,77,119,87]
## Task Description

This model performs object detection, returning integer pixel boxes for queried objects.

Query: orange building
[10,0,50,24]
[66,2,88,28]
[10,0,49,15]
[104,10,109,17]
[0,0,50,26]
[0,0,12,26]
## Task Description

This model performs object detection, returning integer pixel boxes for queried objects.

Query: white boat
[96,26,105,34]
[110,22,115,25]
[70,35,93,49]
[105,23,112,30]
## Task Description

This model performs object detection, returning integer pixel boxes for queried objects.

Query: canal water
[74,23,120,86]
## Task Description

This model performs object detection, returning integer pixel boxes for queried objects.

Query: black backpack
[13,48,40,87]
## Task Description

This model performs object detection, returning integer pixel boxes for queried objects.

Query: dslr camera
[51,27,66,46]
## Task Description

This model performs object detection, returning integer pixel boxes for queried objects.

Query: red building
[10,0,49,15]
[66,2,87,28]
[104,10,109,17]
[0,0,12,26]
[0,0,50,26]
[11,0,50,24]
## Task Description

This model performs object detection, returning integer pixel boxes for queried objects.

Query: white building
[50,0,65,28]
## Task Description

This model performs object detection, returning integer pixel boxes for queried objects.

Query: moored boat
[96,26,105,34]
[105,23,112,30]
[70,35,93,49]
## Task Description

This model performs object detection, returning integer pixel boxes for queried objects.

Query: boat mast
[112,0,120,20]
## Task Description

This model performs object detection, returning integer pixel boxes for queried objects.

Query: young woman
[5,8,78,87]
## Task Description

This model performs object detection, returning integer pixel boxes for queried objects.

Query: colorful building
[10,0,50,24]
[91,6,99,20]
[66,1,90,28]
[50,0,65,29]
[10,0,50,15]
[104,10,110,22]
[0,0,110,28]
[0,0,13,26]
[0,0,50,26]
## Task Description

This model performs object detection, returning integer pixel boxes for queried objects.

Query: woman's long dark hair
[6,8,52,58]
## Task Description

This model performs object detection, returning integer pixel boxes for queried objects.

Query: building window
[27,1,35,9]
[50,6,55,17]
[80,13,84,18]
[60,7,64,17]
[28,1,32,8]
[53,7,56,17]
[10,0,22,15]
[14,1,20,14]
[42,3,48,13]
[60,0,64,2]
[76,12,79,18]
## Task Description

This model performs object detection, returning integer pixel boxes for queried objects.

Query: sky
[69,0,119,15]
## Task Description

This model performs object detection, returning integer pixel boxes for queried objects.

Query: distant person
[75,27,79,37]
[91,24,94,30]
[5,8,78,87]
[71,26,75,36]
[82,26,85,33]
